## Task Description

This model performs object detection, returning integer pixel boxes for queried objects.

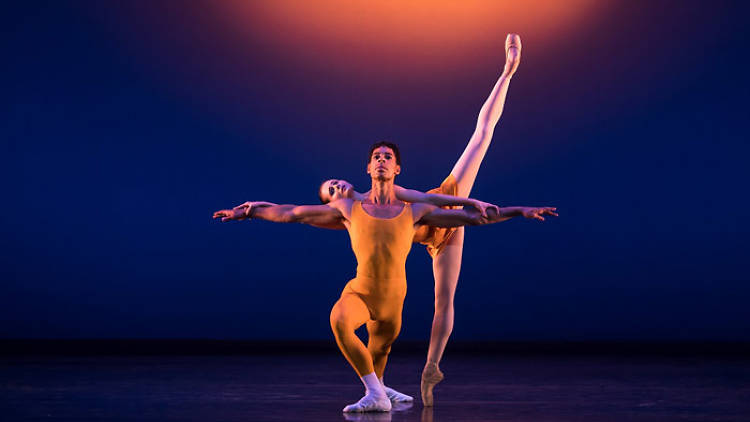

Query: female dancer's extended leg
[421,33,522,406]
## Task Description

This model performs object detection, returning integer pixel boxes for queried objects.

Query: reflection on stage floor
[2,352,749,421]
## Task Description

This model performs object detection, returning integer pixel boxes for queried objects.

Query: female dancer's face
[320,179,354,203]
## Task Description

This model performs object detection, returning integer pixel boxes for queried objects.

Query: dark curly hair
[367,141,401,165]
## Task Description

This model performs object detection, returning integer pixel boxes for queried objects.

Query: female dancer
[237,34,523,406]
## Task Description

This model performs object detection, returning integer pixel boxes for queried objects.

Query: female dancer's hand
[521,207,558,221]
[469,200,500,218]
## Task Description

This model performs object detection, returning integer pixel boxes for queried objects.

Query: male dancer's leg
[366,318,401,378]
[331,292,392,412]
[367,314,414,403]
[330,292,375,376]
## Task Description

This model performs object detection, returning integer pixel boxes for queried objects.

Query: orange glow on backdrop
[213,0,608,77]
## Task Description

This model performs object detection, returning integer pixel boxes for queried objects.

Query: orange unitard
[330,201,415,377]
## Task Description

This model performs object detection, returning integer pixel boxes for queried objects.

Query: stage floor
[2,353,749,421]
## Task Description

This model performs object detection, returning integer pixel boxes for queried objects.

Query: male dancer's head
[318,141,401,203]
[367,142,401,182]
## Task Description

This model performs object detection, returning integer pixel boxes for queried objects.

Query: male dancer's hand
[232,201,276,217]
[503,33,522,76]
[213,201,277,222]
[521,207,558,221]
[212,207,247,222]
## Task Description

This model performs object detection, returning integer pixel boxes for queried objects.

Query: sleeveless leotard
[330,200,416,377]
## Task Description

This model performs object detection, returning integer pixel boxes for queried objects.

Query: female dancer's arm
[451,34,522,197]
[394,185,498,216]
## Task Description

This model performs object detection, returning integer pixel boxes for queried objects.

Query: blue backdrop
[2,0,748,340]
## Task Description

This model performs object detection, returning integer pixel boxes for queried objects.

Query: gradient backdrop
[2,0,749,341]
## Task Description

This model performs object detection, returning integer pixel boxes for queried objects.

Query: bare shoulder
[328,198,354,219]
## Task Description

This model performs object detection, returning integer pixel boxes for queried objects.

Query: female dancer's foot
[420,362,444,407]
[504,33,522,76]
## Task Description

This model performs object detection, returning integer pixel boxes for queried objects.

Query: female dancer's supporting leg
[421,33,522,406]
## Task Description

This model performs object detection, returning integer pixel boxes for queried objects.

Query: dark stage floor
[2,353,749,421]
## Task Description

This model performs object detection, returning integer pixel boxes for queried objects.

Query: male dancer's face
[367,146,400,182]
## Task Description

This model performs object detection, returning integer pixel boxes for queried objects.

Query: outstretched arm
[214,202,344,226]
[495,206,558,221]
[416,204,557,228]
[224,201,345,229]
[394,185,499,216]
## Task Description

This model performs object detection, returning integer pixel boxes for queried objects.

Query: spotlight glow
[213,0,607,73]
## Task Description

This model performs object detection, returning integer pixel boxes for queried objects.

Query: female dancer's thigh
[432,227,464,308]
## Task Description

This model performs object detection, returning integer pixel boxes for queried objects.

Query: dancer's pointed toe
[420,363,444,407]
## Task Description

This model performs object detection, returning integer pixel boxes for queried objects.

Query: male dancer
[316,33,525,405]
[214,142,556,412]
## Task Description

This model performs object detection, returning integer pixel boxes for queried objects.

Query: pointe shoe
[420,363,444,407]
[504,33,522,76]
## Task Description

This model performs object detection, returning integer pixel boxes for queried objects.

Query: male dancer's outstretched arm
[413,204,557,228]
[214,201,346,226]
[214,200,556,229]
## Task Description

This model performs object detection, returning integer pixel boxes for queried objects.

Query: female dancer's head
[318,141,402,204]
[319,179,354,203]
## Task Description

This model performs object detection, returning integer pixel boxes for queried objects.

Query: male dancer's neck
[368,179,398,205]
